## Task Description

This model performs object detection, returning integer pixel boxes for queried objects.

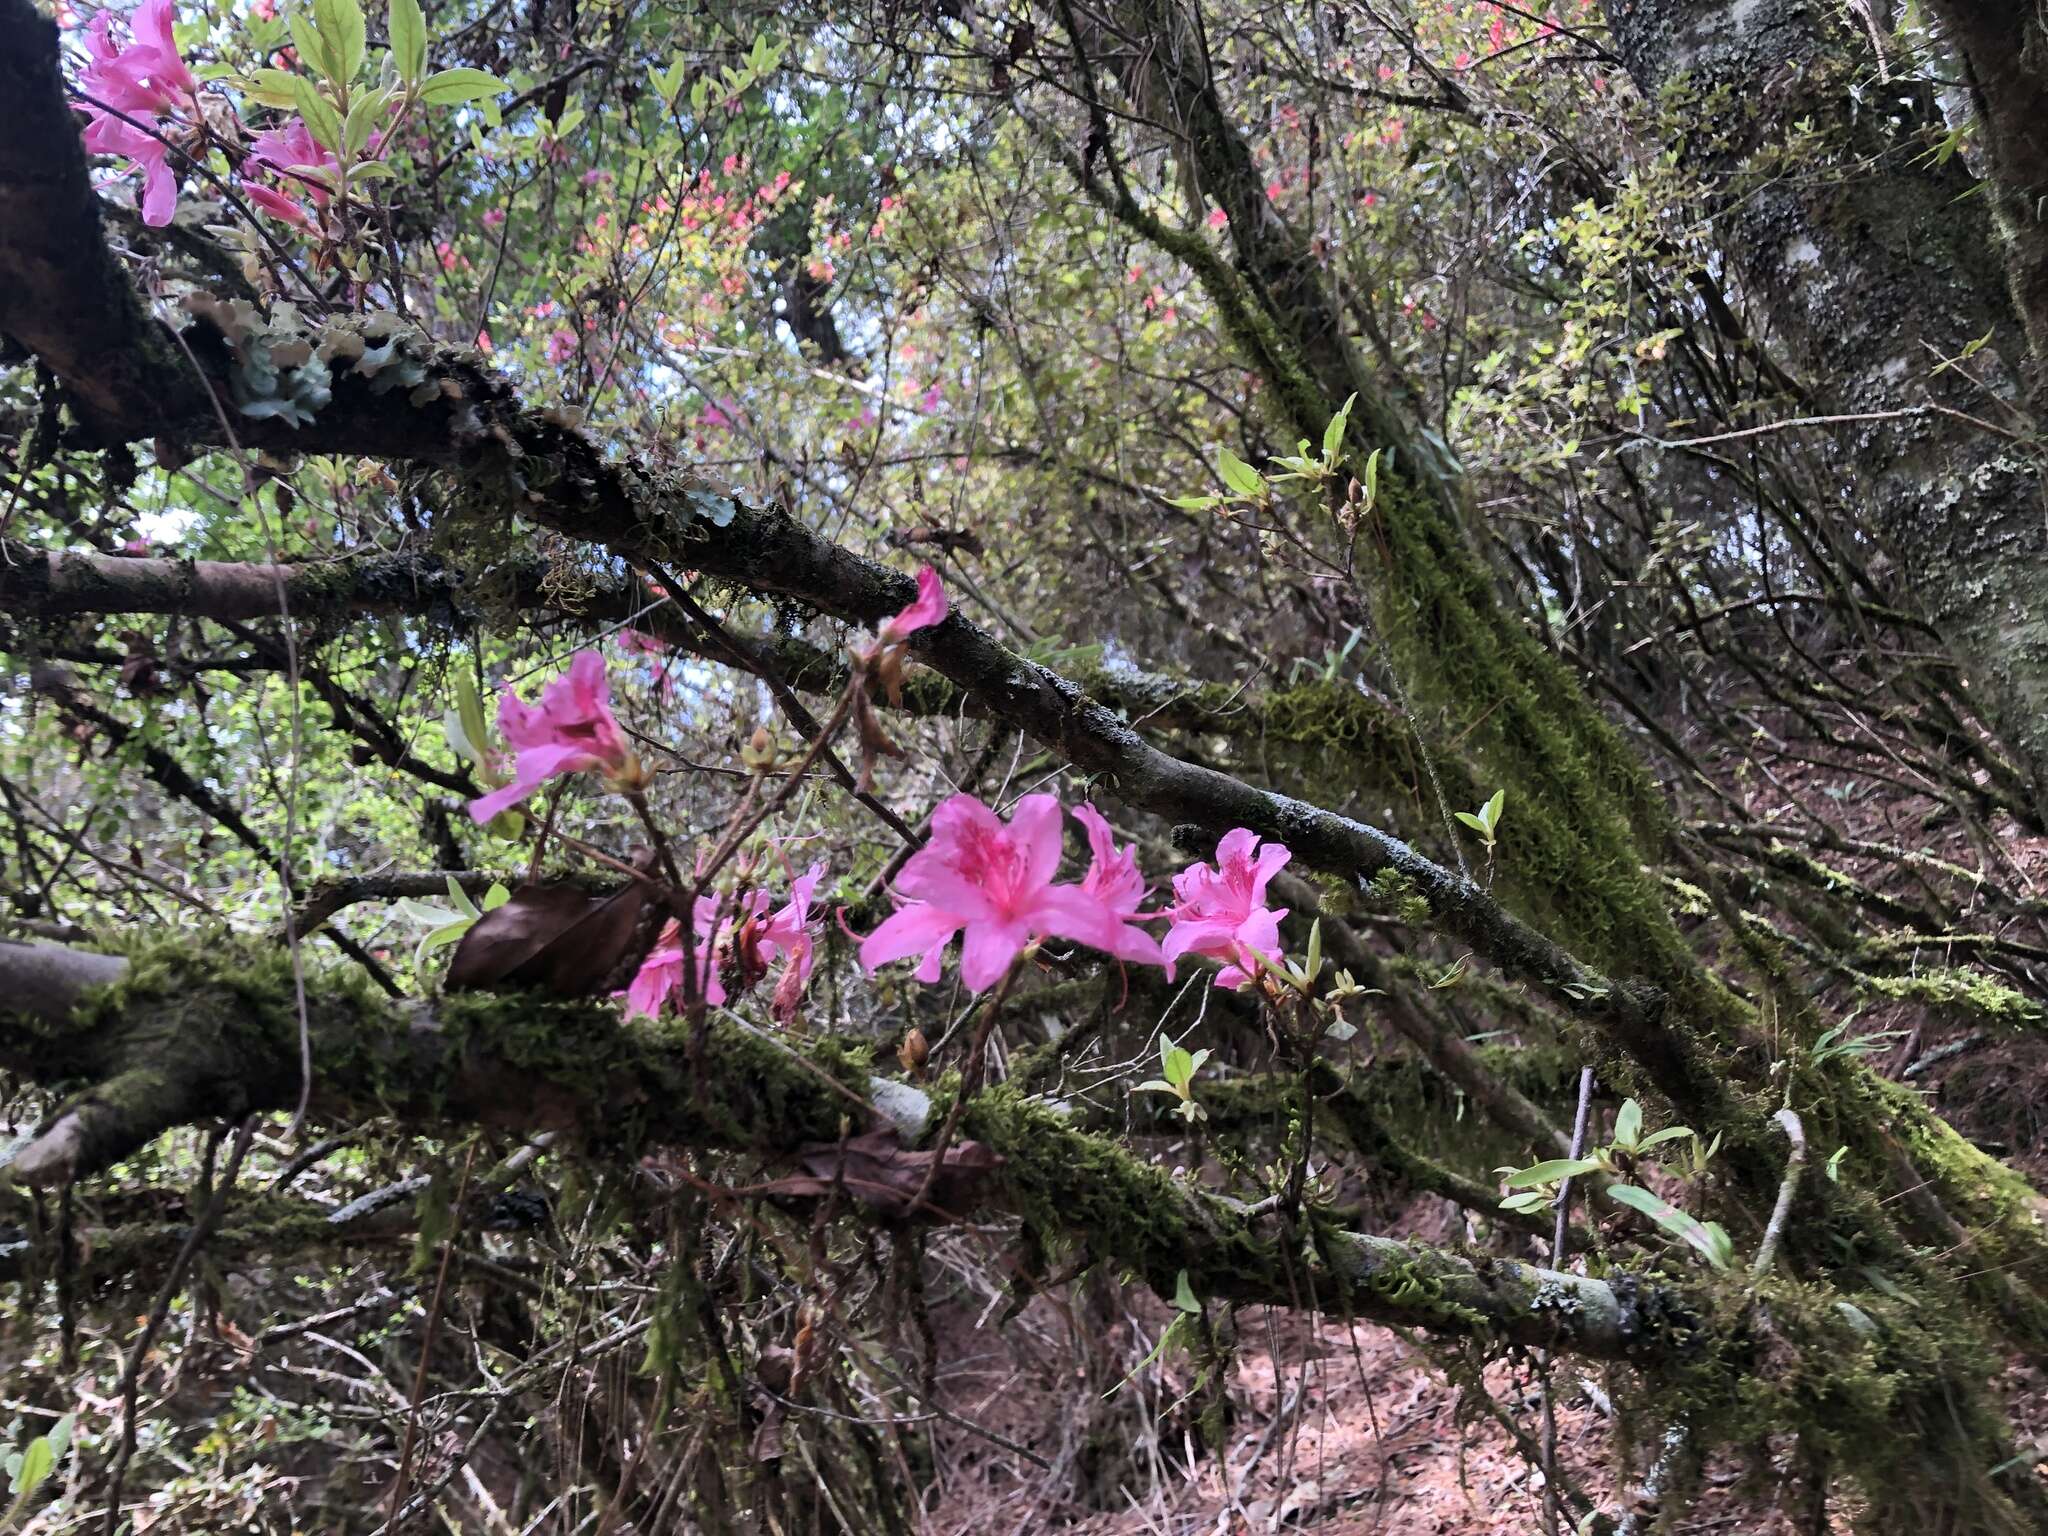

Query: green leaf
[553,107,586,138]
[1170,1270,1201,1314]
[1637,1126,1695,1151]
[1604,1183,1730,1269]
[288,74,346,152]
[1361,446,1381,510]
[481,882,512,912]
[313,0,366,83]
[1480,787,1504,831]
[1162,1045,1195,1089]
[1215,445,1264,497]
[10,1436,53,1497]
[446,875,481,920]
[1165,494,1223,511]
[418,66,504,105]
[388,0,425,83]
[1322,392,1355,461]
[244,67,306,107]
[1502,1156,1602,1189]
[287,7,337,83]
[343,85,389,156]
[454,670,492,764]
[1613,1097,1642,1150]
[395,897,451,924]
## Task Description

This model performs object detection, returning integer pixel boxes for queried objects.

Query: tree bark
[1601,0,2048,819]
[1924,0,2048,389]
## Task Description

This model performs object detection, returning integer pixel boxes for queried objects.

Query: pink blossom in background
[482,207,506,227]
[1161,828,1292,990]
[1206,208,1229,229]
[860,794,1146,991]
[467,651,632,822]
[476,330,494,352]
[1072,804,1163,966]
[698,397,736,430]
[622,864,824,1021]
[74,0,196,226]
[757,861,826,1022]
[545,327,579,364]
[918,380,944,414]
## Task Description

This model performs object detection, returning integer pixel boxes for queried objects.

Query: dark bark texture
[1603,0,2048,820]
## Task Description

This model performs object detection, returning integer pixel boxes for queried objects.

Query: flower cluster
[624,861,824,1024]
[457,575,1296,1020]
[75,0,195,226]
[859,800,1288,993]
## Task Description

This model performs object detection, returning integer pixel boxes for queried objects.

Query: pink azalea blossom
[622,924,693,1017]
[467,651,633,823]
[1206,208,1229,229]
[877,564,947,646]
[239,116,354,226]
[1073,804,1164,966]
[860,794,1151,991]
[75,0,195,226]
[755,861,826,1022]
[1161,828,1292,990]
[622,864,825,1021]
[482,207,507,227]
[545,327,580,364]
[80,0,193,114]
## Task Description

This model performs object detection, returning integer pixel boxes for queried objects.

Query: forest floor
[916,1191,1863,1536]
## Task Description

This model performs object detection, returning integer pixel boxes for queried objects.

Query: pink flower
[622,865,825,1021]
[918,380,943,413]
[1206,208,1228,229]
[860,794,1152,991]
[1161,829,1292,990]
[80,0,193,115]
[698,397,735,430]
[482,207,506,227]
[75,0,194,226]
[622,927,692,1018]
[240,117,340,226]
[1073,804,1164,966]
[467,651,633,823]
[756,862,826,1022]
[545,327,579,364]
[878,564,947,646]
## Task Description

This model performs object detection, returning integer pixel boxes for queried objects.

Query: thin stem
[1750,1108,1808,1279]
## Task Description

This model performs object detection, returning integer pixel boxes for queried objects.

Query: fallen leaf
[756,1130,1003,1220]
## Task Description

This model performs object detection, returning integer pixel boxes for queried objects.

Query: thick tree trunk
[1602,0,2048,821]
[1924,0,2048,389]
